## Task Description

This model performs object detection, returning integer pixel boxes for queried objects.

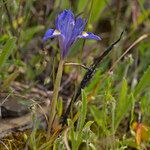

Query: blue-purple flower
[43,10,101,58]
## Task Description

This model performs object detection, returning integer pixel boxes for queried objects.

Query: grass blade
[115,79,128,130]
[77,89,87,132]
[0,37,16,68]
[134,65,150,97]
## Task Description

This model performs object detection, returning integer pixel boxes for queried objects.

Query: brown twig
[64,62,90,71]
[63,128,71,150]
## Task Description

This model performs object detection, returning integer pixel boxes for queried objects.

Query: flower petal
[43,29,61,42]
[55,10,76,58]
[72,18,87,38]
[55,10,75,39]
[67,18,87,49]
[78,31,101,40]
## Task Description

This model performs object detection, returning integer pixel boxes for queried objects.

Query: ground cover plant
[0,0,150,149]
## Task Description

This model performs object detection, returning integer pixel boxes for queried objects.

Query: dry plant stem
[0,140,9,150]
[64,62,90,70]
[47,59,64,140]
[109,34,149,72]
[64,128,71,150]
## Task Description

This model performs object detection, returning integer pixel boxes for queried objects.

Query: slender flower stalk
[43,9,101,140]
[47,59,64,139]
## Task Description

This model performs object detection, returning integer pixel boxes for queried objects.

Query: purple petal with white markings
[43,29,61,42]
[78,32,101,40]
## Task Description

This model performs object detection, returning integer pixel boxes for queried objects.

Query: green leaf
[85,69,101,93]
[74,90,87,150]
[77,0,88,12]
[130,94,136,125]
[2,70,19,90]
[84,121,94,129]
[57,97,63,117]
[90,105,102,126]
[89,143,97,150]
[0,34,9,43]
[60,0,70,9]
[134,66,150,97]
[67,119,75,150]
[20,25,44,46]
[89,0,110,24]
[54,0,70,9]
[77,89,87,132]
[115,79,132,130]
[90,105,107,132]
[0,37,16,68]
[90,105,107,133]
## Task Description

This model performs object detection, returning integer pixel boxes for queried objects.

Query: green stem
[47,59,64,140]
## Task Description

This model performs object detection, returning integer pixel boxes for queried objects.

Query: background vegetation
[0,0,150,149]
